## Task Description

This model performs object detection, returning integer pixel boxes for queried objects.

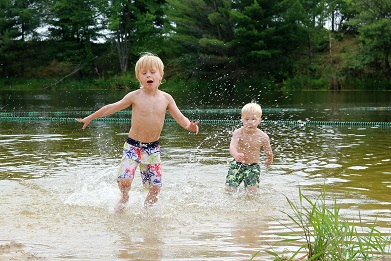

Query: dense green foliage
[0,0,390,90]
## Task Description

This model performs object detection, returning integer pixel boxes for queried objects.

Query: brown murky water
[0,90,390,260]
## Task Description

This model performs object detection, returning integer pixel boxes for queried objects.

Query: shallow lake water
[0,90,390,260]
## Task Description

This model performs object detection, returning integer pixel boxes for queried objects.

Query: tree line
[0,0,390,90]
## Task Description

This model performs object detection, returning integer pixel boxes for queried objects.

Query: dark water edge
[1,89,390,122]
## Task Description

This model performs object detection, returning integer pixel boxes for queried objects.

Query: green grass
[255,187,391,261]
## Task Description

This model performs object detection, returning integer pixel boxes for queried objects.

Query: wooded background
[1,0,390,90]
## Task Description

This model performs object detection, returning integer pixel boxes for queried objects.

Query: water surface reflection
[0,119,390,260]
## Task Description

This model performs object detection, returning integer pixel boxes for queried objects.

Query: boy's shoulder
[158,89,172,96]
[159,90,175,101]
[123,89,141,100]
[258,129,270,142]
[125,89,140,96]
[258,128,269,136]
[232,127,243,135]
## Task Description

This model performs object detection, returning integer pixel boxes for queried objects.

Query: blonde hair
[135,52,164,78]
[241,102,262,117]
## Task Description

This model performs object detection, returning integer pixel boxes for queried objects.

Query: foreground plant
[254,187,391,261]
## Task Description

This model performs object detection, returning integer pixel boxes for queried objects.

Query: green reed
[255,187,391,261]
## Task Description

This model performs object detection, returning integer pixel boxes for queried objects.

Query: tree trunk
[2,63,7,78]
[331,11,335,32]
[116,34,128,73]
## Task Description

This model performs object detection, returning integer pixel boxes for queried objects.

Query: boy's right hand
[77,118,91,129]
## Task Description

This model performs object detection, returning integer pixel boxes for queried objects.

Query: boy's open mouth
[147,80,153,83]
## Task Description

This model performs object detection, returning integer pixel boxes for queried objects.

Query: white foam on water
[348,165,368,170]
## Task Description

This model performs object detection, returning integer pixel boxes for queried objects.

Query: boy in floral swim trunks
[78,53,199,211]
[226,102,273,194]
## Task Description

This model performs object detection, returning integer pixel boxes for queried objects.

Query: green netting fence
[0,117,389,127]
[0,108,389,127]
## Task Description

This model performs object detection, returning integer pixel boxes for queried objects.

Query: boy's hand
[77,118,91,129]
[186,121,199,134]
[263,158,272,167]
[234,153,245,163]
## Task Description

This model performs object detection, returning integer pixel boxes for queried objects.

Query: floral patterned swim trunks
[225,160,261,188]
[117,137,162,188]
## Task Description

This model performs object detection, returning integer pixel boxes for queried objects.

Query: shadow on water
[0,90,390,260]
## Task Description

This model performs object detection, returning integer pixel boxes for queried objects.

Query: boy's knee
[118,178,132,191]
[225,186,237,194]
[246,185,259,194]
[149,186,160,195]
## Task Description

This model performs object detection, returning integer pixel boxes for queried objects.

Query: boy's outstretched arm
[167,94,199,134]
[77,93,132,129]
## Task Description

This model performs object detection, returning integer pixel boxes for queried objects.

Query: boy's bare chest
[134,96,167,115]
[238,134,262,148]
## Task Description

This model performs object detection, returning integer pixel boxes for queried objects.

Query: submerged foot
[115,194,129,213]
[144,197,158,209]
[115,202,126,213]
[144,186,160,208]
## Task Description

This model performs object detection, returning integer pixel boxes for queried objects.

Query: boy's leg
[118,177,133,204]
[138,144,162,207]
[246,185,258,194]
[140,161,162,207]
[225,161,242,193]
[145,185,161,207]
[243,164,261,195]
[225,185,238,193]
[115,177,134,213]
[116,142,140,212]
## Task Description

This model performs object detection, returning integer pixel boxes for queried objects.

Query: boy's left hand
[263,159,272,167]
[186,121,199,134]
